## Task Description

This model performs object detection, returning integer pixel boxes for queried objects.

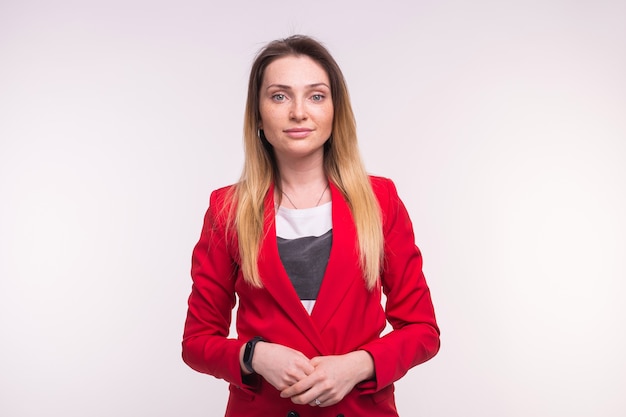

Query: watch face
[243,337,263,372]
[244,342,253,361]
[243,340,255,372]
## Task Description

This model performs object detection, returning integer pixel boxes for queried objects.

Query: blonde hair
[231,35,383,290]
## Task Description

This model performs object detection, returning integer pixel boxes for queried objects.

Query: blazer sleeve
[181,188,249,387]
[360,177,440,391]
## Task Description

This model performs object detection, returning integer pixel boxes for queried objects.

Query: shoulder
[368,175,400,205]
[202,184,238,230]
[209,184,237,208]
[368,175,406,234]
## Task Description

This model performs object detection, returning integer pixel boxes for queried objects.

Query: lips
[284,128,313,139]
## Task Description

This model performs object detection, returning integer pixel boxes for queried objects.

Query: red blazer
[182,176,440,417]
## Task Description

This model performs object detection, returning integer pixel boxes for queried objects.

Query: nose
[289,98,307,121]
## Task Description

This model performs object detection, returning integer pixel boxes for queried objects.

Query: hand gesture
[279,350,374,407]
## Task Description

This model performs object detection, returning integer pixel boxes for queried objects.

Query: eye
[272,93,286,102]
[311,94,324,102]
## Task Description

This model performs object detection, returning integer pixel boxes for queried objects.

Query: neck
[275,158,329,209]
[275,151,325,188]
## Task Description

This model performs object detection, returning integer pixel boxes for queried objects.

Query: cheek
[323,107,334,129]
[259,107,280,128]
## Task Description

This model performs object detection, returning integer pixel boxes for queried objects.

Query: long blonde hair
[231,35,383,290]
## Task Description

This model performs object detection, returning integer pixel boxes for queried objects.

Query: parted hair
[230,35,383,290]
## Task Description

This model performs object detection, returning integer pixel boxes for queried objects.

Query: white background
[1,1,625,416]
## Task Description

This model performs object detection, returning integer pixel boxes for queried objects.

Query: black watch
[243,336,265,373]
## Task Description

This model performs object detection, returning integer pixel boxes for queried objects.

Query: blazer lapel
[257,184,329,355]
[310,183,363,333]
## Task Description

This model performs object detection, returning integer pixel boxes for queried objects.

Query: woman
[182,35,440,417]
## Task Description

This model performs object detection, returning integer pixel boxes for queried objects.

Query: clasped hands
[241,341,374,407]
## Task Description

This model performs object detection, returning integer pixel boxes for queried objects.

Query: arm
[281,178,439,404]
[182,189,316,390]
[359,177,440,391]
[181,189,247,386]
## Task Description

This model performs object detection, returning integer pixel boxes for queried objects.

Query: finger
[284,369,308,386]
[280,378,313,398]
[309,398,322,407]
[290,391,319,406]
[299,360,316,375]
[288,382,327,406]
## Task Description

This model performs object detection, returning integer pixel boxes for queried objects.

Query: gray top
[275,202,332,314]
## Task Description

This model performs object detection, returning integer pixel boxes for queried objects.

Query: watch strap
[243,336,265,373]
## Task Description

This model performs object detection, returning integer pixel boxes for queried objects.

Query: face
[259,55,334,165]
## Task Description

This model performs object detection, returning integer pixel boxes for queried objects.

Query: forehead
[262,55,330,86]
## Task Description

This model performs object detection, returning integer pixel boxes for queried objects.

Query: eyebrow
[266,83,330,90]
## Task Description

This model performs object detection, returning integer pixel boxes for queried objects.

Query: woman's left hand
[279,350,374,407]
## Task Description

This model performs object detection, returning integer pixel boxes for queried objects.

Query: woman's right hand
[241,342,314,391]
